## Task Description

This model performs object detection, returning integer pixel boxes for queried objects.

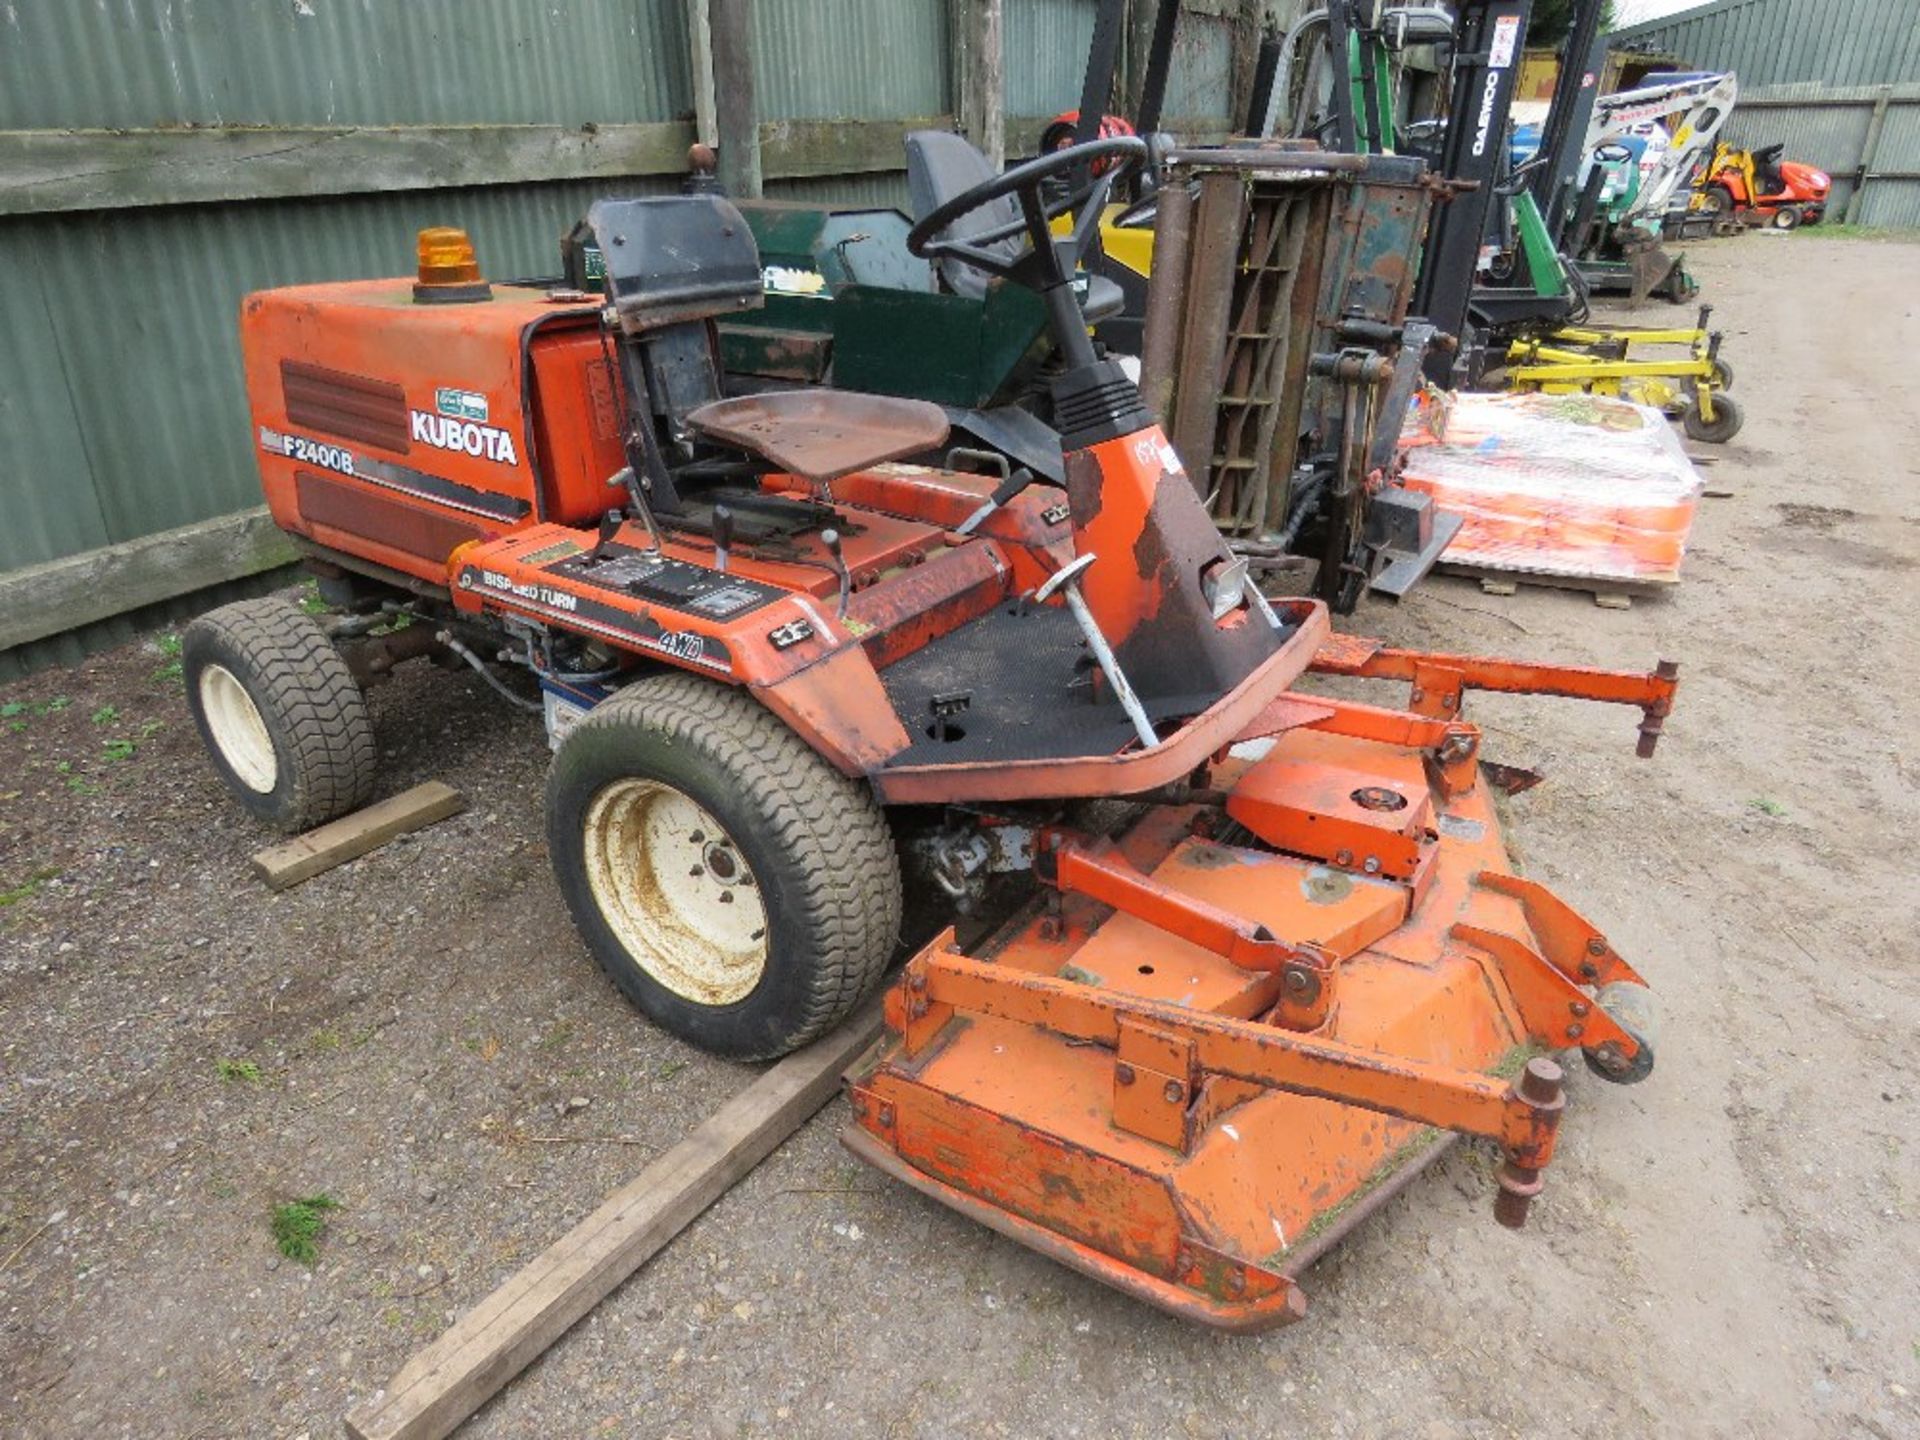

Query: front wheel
[1770,207,1801,231]
[1683,390,1744,443]
[546,675,902,1060]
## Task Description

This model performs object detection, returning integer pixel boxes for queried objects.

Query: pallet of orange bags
[1398,389,1705,603]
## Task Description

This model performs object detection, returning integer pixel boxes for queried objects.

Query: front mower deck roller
[546,674,902,1061]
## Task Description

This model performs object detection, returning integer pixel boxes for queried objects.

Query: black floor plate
[877,603,1218,769]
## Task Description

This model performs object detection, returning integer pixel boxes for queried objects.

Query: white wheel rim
[199,663,278,794]
[582,779,769,1006]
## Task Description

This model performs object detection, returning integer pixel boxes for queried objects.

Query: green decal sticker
[436,387,490,423]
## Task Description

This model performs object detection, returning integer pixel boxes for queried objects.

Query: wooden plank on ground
[251,782,465,892]
[0,507,297,654]
[343,1000,888,1440]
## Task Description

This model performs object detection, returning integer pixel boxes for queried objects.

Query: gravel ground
[2,232,1916,1440]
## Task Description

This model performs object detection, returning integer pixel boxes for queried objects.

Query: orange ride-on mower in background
[187,135,1679,1328]
[1699,141,1832,230]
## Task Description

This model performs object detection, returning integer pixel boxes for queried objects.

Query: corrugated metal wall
[1608,0,1920,229]
[1006,0,1102,118]
[4,0,1250,678]
[0,174,676,577]
[1874,95,1920,226]
[1609,0,1920,90]
[0,2,695,129]
[754,0,950,122]
[1163,6,1237,127]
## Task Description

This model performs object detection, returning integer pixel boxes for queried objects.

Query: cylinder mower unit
[192,133,1679,1334]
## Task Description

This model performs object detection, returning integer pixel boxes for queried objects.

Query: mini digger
[188,136,1679,1329]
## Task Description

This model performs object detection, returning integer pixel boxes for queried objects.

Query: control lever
[820,528,850,618]
[955,467,1037,536]
[1033,554,1158,751]
[594,508,623,559]
[711,504,734,574]
[603,466,662,552]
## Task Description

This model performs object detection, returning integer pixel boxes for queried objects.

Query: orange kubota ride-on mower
[190,136,1678,1329]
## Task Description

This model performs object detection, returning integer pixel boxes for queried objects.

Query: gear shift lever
[820,528,850,618]
[594,508,623,559]
[711,504,734,574]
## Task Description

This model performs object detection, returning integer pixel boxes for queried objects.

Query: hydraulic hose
[438,632,544,713]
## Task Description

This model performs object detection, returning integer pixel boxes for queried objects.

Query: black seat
[586,195,768,454]
[587,195,764,333]
[904,130,1125,322]
[585,195,950,508]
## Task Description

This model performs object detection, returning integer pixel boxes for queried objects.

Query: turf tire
[546,674,902,1060]
[183,597,377,833]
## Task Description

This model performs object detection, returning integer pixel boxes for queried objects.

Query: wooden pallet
[1437,561,1675,609]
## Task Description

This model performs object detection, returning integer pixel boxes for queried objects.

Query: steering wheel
[906,135,1147,291]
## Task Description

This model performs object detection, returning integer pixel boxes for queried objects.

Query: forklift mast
[1409,0,1534,385]
[1529,0,1610,238]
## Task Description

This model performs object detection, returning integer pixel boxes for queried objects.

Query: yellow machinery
[1500,306,1741,443]
[1061,201,1743,446]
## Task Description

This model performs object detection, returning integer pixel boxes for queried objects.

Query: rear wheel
[1682,390,1743,443]
[183,597,377,832]
[1709,356,1735,390]
[1700,183,1736,219]
[547,675,901,1059]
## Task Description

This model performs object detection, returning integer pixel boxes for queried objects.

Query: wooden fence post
[1845,86,1894,226]
[953,0,1006,169]
[689,0,720,152]
[709,0,762,197]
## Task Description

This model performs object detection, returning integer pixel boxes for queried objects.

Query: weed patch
[270,1194,340,1265]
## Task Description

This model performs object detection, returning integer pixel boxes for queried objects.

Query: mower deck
[847,658,1668,1329]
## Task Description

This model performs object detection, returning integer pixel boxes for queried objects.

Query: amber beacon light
[413,226,492,304]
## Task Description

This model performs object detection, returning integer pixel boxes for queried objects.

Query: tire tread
[560,675,901,1057]
[185,598,377,831]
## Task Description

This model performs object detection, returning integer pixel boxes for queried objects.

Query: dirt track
[2,231,1916,1440]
